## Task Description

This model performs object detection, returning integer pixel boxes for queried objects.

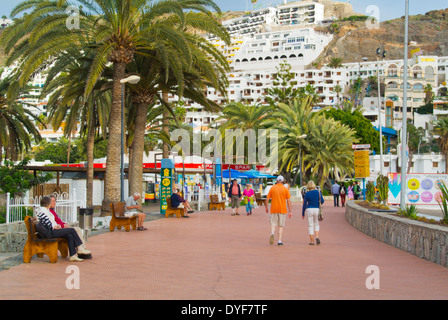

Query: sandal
[309,242,314,245]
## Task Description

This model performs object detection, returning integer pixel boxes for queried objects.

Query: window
[433,162,439,168]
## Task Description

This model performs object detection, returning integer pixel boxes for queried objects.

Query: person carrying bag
[302,181,325,245]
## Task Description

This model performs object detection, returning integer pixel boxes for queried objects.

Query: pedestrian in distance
[227,179,242,216]
[331,181,340,207]
[354,181,362,200]
[243,184,255,215]
[302,180,325,245]
[339,182,347,207]
[265,175,292,246]
[347,183,354,200]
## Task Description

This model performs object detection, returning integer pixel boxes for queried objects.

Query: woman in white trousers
[302,181,324,245]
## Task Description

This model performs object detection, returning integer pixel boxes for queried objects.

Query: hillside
[313,9,448,67]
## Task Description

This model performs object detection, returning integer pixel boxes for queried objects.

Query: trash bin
[78,208,94,229]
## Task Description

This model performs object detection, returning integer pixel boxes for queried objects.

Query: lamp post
[298,134,307,187]
[376,48,387,175]
[400,0,409,210]
[120,75,141,202]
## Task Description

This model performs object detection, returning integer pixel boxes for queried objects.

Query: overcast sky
[1,0,447,22]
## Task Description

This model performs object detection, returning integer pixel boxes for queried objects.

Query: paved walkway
[0,202,447,300]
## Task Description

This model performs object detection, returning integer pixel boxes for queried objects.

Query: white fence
[4,188,86,224]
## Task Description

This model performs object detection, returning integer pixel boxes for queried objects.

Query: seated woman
[171,188,194,216]
[36,196,91,262]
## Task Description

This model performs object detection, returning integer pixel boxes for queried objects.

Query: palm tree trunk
[129,102,148,197]
[86,115,95,208]
[102,62,126,215]
[162,92,170,158]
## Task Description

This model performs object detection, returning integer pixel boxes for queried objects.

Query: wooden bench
[23,216,69,263]
[209,194,225,211]
[165,197,185,218]
[109,202,137,232]
[255,193,264,206]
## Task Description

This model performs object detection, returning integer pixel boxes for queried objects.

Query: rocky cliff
[314,9,448,67]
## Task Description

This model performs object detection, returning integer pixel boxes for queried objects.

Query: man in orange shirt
[265,175,292,246]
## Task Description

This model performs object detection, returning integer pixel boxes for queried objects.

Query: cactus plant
[376,174,389,205]
[366,181,375,203]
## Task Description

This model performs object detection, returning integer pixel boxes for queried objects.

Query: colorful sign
[388,173,448,205]
[160,159,174,215]
[354,150,370,178]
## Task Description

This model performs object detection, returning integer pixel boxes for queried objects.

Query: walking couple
[265,177,324,246]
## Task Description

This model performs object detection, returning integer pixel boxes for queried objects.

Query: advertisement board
[387,173,448,206]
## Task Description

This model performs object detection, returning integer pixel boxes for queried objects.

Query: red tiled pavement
[0,202,447,300]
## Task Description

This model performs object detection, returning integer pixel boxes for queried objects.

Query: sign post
[160,158,174,215]
[354,147,370,200]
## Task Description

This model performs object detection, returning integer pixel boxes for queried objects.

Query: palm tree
[41,50,112,207]
[265,96,318,184]
[0,75,43,161]
[265,95,357,187]
[215,102,272,165]
[303,117,357,187]
[424,84,434,104]
[332,84,343,107]
[125,12,230,197]
[327,57,343,69]
[432,117,448,173]
[1,0,225,212]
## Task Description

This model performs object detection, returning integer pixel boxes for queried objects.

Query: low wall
[345,201,448,268]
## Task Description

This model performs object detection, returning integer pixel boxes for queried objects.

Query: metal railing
[4,188,86,224]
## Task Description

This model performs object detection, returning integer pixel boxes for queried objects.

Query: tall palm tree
[125,13,230,197]
[1,0,225,212]
[432,117,448,173]
[41,50,112,207]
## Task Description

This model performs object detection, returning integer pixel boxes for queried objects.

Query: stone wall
[346,201,448,268]
[0,221,80,253]
[0,221,27,253]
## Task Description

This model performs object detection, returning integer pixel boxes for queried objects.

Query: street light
[376,48,387,176]
[298,134,307,187]
[400,0,410,210]
[120,75,141,202]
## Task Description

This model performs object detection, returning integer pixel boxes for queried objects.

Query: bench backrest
[24,215,39,241]
[210,195,219,203]
[255,192,262,199]
[111,202,126,217]
[166,197,173,209]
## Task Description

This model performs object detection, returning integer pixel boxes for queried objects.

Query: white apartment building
[231,28,333,72]
[343,56,447,131]
[218,1,324,38]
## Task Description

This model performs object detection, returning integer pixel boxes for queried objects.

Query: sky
[0,0,447,22]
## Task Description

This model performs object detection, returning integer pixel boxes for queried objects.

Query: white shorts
[124,212,137,218]
[177,203,184,209]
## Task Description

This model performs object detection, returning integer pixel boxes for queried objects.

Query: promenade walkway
[0,202,447,300]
